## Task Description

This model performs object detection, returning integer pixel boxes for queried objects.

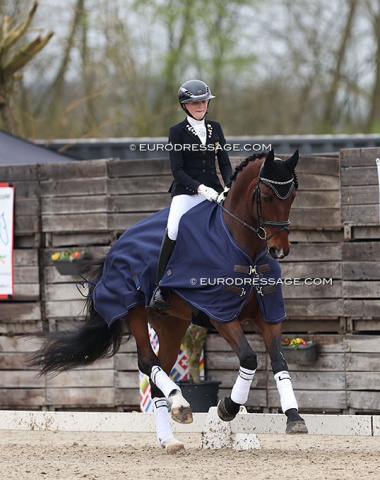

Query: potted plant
[282,336,317,365]
[176,324,220,412]
[51,249,91,276]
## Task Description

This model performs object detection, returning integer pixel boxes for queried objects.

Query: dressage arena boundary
[0,410,379,437]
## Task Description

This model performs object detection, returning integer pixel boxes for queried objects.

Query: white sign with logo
[0,183,15,298]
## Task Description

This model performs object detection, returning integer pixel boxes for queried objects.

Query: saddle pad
[93,202,286,327]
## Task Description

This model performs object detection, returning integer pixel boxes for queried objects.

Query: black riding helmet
[178,80,215,118]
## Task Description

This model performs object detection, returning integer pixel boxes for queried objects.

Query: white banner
[0,183,15,298]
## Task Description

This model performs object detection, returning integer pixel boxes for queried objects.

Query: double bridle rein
[217,172,296,242]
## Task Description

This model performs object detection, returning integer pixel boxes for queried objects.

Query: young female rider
[150,79,233,310]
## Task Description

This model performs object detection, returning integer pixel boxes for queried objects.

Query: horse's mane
[226,152,267,188]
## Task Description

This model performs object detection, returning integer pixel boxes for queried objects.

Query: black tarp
[0,130,77,165]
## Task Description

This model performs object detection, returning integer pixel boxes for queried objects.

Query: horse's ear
[261,149,275,176]
[286,149,299,171]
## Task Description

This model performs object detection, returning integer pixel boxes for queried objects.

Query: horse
[29,149,308,454]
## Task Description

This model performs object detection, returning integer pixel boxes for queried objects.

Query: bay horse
[30,149,308,454]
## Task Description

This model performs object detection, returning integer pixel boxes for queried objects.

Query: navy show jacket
[168,119,233,196]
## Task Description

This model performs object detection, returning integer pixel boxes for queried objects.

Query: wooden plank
[46,387,115,406]
[296,155,340,176]
[16,197,40,216]
[0,164,38,181]
[343,281,380,298]
[342,242,380,262]
[109,194,170,213]
[343,261,380,280]
[341,185,378,205]
[340,147,380,167]
[107,158,171,177]
[281,262,341,279]
[15,215,40,234]
[115,388,141,407]
[294,190,340,208]
[350,226,380,240]
[285,298,343,317]
[283,281,341,299]
[0,303,41,322]
[348,391,380,411]
[342,205,379,224]
[41,195,107,215]
[115,371,140,389]
[268,371,346,390]
[45,284,88,302]
[46,369,114,388]
[0,335,42,352]
[341,165,378,187]
[343,300,380,317]
[344,334,380,352]
[14,266,39,283]
[108,176,172,195]
[0,389,45,407]
[39,159,108,180]
[1,371,45,388]
[40,178,107,196]
[114,353,139,370]
[42,213,108,232]
[107,212,152,231]
[349,319,380,332]
[290,208,341,229]
[346,353,380,371]
[295,173,339,191]
[284,244,342,263]
[205,352,267,371]
[13,284,40,300]
[45,300,85,318]
[289,230,343,243]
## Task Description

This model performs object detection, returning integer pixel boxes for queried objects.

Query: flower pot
[53,259,89,276]
[282,341,317,365]
[176,379,221,412]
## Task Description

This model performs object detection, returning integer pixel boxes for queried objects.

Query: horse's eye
[261,194,271,204]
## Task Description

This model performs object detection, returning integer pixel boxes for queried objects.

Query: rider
[149,79,233,310]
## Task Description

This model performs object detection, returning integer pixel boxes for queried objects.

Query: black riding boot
[149,229,176,310]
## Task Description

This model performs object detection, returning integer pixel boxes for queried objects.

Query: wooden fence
[1,149,380,414]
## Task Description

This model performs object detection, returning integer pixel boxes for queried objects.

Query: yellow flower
[51,252,60,260]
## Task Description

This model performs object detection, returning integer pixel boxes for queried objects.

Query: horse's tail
[29,257,124,376]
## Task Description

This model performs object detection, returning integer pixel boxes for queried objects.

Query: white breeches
[167,194,206,240]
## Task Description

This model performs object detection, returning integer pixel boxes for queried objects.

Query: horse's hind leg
[211,319,258,421]
[256,317,308,434]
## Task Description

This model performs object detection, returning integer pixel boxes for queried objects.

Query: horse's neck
[223,169,266,259]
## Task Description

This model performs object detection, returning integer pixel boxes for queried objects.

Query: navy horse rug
[93,201,286,327]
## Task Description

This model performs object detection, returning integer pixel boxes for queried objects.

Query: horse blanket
[93,201,286,327]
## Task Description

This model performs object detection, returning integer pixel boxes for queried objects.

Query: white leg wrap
[230,367,256,405]
[274,370,298,413]
[150,366,179,399]
[153,397,173,446]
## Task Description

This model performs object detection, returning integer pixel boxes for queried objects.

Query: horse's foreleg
[257,318,308,434]
[211,319,257,421]
[150,314,193,425]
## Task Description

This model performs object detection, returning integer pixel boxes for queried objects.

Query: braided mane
[226,152,267,188]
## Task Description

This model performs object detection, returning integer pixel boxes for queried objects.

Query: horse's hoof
[286,420,308,434]
[171,405,193,424]
[217,399,237,422]
[162,437,185,454]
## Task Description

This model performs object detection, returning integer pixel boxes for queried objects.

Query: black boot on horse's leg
[149,229,176,311]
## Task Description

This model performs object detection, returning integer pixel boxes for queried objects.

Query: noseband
[218,164,296,242]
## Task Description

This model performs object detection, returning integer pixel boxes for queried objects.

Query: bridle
[217,164,297,242]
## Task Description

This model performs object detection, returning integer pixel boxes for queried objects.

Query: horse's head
[253,149,298,259]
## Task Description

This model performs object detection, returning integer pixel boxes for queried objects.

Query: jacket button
[202,159,206,164]
[202,169,206,173]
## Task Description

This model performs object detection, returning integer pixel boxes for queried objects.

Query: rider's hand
[217,186,229,203]
[198,184,219,202]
